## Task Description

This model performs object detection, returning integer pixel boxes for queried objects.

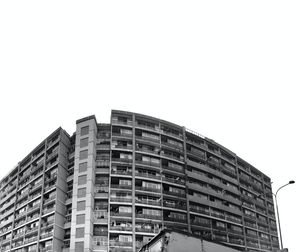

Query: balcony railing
[25,226,39,234]
[136,199,161,206]
[163,190,186,198]
[135,172,161,180]
[136,213,162,220]
[110,240,132,247]
[164,216,187,223]
[135,186,161,193]
[110,197,132,203]
[163,202,186,210]
[111,184,132,190]
[110,226,132,232]
[135,160,160,167]
[110,212,132,217]
[24,236,37,244]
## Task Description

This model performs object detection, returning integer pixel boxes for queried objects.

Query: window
[76,214,85,225]
[119,207,132,213]
[77,201,86,211]
[142,181,161,190]
[81,126,89,136]
[119,235,132,242]
[119,180,132,186]
[76,228,84,238]
[79,162,87,173]
[78,188,86,198]
[80,138,89,148]
[216,221,226,228]
[78,175,87,185]
[75,241,84,252]
[142,208,161,216]
[120,129,132,135]
[79,150,88,160]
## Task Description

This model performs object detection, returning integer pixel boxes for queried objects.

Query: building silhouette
[0,110,279,252]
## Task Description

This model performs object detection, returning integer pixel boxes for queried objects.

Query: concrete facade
[0,110,280,252]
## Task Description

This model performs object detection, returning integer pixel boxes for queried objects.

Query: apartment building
[0,110,279,252]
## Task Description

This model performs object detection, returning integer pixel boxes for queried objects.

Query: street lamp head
[289,180,295,184]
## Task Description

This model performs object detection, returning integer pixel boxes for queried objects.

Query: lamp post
[273,180,295,250]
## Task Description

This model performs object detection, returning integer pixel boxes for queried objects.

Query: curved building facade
[0,110,279,252]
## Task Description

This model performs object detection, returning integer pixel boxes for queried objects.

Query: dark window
[76,214,85,224]
[80,126,89,136]
[75,241,84,252]
[77,201,86,211]
[76,227,84,238]
[78,175,87,185]
[78,188,86,198]
[79,162,88,173]
[80,138,89,148]
[79,150,88,160]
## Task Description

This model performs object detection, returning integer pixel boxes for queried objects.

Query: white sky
[0,1,299,251]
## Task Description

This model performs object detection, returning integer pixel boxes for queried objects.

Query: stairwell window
[78,175,87,185]
[79,150,88,160]
[80,126,89,136]
[79,162,87,173]
[78,188,86,198]
[80,138,89,148]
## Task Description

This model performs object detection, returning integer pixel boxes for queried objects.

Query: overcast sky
[0,1,299,251]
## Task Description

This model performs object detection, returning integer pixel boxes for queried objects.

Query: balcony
[112,132,133,138]
[136,213,162,220]
[111,169,132,176]
[25,226,39,234]
[27,214,39,222]
[135,172,161,181]
[164,216,187,223]
[94,210,108,224]
[93,236,108,250]
[47,149,59,161]
[40,231,53,240]
[135,160,160,168]
[163,202,186,210]
[110,240,132,247]
[135,122,159,132]
[96,160,110,167]
[42,207,55,215]
[163,190,186,198]
[112,118,133,126]
[44,195,56,204]
[30,181,43,192]
[95,168,110,174]
[27,204,40,214]
[110,212,132,218]
[135,186,161,193]
[24,236,38,244]
[136,198,161,206]
[228,237,244,245]
[162,176,185,186]
[162,165,184,174]
[191,219,211,228]
[160,152,184,163]
[110,197,132,203]
[189,206,210,215]
[111,184,132,190]
[44,184,56,192]
[97,144,111,150]
[110,226,132,232]
[40,246,53,252]
[112,158,133,164]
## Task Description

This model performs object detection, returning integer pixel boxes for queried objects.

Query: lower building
[139,228,243,252]
[0,110,279,252]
